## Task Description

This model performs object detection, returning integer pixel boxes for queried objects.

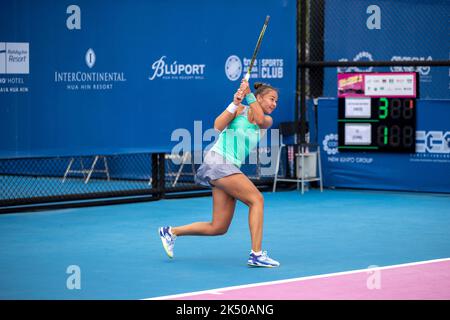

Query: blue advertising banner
[319,98,450,193]
[323,0,450,99]
[0,0,296,158]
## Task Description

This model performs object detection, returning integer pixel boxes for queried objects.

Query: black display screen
[337,72,418,153]
[338,97,416,152]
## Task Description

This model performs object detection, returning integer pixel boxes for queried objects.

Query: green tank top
[210,106,260,167]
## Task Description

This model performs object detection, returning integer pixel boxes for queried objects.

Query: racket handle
[244,73,250,81]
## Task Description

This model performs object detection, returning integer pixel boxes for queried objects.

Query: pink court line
[147,258,450,300]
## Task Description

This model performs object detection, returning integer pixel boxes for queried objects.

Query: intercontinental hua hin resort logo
[54,48,127,91]
[225,55,284,81]
[148,56,206,80]
[85,48,96,69]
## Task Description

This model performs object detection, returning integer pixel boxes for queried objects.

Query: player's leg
[171,187,236,236]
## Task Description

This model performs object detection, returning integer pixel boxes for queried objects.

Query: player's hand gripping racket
[244,15,270,81]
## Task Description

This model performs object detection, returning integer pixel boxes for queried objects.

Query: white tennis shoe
[159,226,176,258]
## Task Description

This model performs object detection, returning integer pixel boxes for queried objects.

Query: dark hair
[254,82,278,97]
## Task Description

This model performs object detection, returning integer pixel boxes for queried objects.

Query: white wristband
[226,102,238,114]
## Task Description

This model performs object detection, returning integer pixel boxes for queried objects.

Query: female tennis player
[159,79,280,267]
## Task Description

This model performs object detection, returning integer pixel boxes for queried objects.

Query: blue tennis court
[1,189,449,299]
[1,0,450,304]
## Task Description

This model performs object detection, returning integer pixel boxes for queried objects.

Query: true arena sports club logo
[148,56,206,80]
[225,55,284,81]
[54,48,127,91]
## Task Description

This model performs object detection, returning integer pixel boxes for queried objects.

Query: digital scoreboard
[337,72,418,153]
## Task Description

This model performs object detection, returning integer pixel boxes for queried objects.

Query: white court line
[144,257,450,300]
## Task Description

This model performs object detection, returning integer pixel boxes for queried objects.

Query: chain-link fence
[0,154,157,207]
[0,148,285,212]
[4,1,448,211]
[297,0,450,143]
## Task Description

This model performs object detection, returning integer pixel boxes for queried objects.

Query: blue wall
[316,0,450,193]
[323,0,450,99]
[318,98,450,193]
[0,0,296,158]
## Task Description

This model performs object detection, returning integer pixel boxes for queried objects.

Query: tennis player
[159,79,280,267]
